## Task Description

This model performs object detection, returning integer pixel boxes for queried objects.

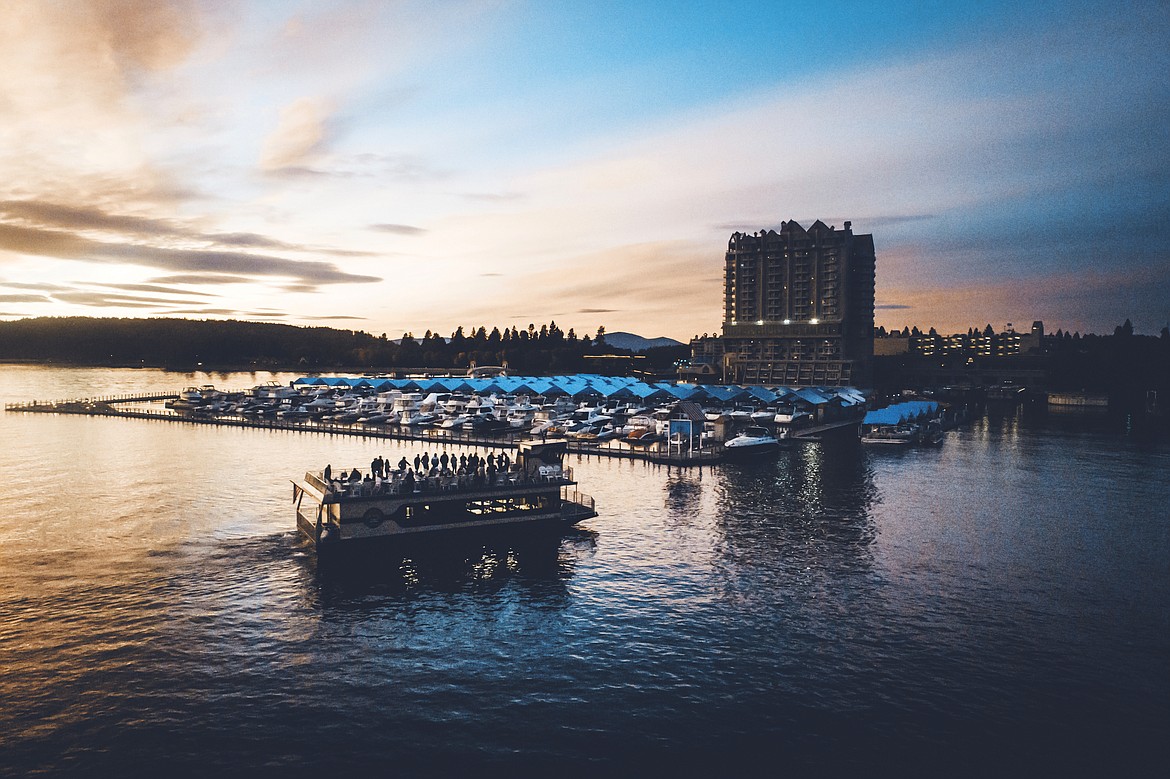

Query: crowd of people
[322,449,554,498]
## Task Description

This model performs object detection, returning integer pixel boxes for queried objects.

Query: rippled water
[1,366,1167,776]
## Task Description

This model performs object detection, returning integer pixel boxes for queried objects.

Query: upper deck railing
[304,463,574,502]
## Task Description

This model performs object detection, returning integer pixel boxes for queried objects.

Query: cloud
[51,291,207,308]
[0,293,49,303]
[578,308,618,314]
[259,97,335,172]
[101,244,382,285]
[266,153,445,183]
[0,219,381,287]
[161,308,286,318]
[875,303,913,310]
[370,223,427,235]
[148,273,253,285]
[91,282,218,297]
[0,199,372,259]
[0,280,72,292]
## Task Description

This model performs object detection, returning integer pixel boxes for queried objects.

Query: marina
[5,374,878,466]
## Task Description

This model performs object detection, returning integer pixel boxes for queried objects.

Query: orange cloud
[259,97,336,172]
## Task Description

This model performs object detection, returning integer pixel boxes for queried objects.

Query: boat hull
[722,440,781,459]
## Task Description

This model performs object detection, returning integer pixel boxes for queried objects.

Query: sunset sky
[1,0,1166,340]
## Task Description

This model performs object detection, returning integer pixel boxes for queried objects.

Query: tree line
[0,317,685,373]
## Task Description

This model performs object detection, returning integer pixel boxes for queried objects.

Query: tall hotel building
[722,219,875,387]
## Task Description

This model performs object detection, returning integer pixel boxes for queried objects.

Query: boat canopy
[291,374,869,405]
[863,400,940,426]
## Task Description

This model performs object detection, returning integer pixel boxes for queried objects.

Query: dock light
[810,318,819,324]
[756,320,764,325]
[783,319,791,325]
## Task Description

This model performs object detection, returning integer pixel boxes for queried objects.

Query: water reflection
[663,468,705,518]
[302,530,596,609]
[712,437,879,575]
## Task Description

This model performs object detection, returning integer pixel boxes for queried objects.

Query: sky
[0,0,1167,341]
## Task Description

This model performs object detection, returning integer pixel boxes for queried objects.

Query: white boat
[441,414,471,429]
[860,424,919,445]
[723,426,782,457]
[401,411,439,426]
[293,440,597,555]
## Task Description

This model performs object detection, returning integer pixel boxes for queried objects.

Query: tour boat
[293,440,597,553]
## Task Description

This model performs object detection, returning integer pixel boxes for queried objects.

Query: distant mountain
[601,332,685,352]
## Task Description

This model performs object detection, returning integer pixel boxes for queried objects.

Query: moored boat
[723,425,782,458]
[860,424,918,445]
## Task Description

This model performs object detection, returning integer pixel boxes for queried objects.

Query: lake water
[1,365,1166,776]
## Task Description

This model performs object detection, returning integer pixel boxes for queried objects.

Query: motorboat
[723,426,782,457]
[860,424,919,445]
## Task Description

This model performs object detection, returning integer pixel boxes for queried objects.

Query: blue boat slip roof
[293,375,867,405]
[700,385,748,403]
[793,387,834,405]
[863,400,940,425]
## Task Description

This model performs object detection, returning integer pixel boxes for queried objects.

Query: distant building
[875,322,1044,361]
[676,336,724,382]
[719,220,876,387]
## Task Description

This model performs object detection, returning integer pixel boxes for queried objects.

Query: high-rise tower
[721,219,875,386]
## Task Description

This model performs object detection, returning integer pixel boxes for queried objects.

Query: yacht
[723,426,782,458]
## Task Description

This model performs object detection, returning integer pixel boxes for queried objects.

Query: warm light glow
[809,318,819,324]
[783,319,791,325]
[756,319,764,325]
[0,2,1163,338]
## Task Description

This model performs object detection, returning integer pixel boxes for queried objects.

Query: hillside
[601,332,684,352]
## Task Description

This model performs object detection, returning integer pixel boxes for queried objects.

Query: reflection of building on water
[712,442,879,565]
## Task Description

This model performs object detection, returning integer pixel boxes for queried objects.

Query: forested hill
[0,317,686,372]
